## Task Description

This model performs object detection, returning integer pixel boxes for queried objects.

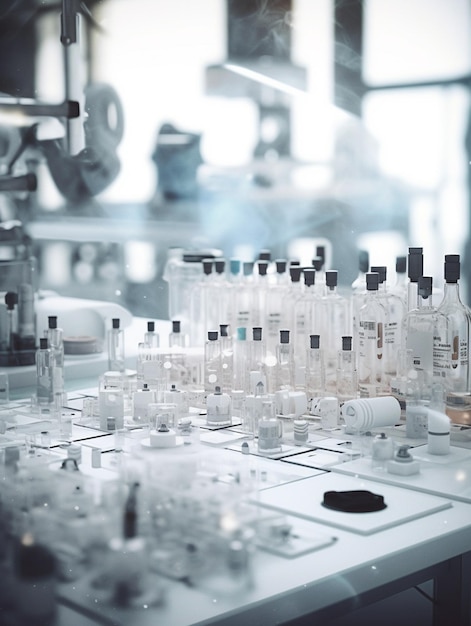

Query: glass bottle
[371,265,406,385]
[406,247,423,312]
[169,320,186,348]
[274,329,295,392]
[320,270,350,390]
[434,255,471,413]
[248,327,267,393]
[336,336,358,403]
[403,276,441,402]
[36,338,55,406]
[356,272,387,398]
[45,315,64,396]
[108,318,125,373]
[144,320,160,349]
[305,334,326,407]
[204,330,221,393]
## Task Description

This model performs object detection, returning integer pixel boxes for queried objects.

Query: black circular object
[322,490,386,513]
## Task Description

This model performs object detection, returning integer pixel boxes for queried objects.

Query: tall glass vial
[36,338,55,406]
[305,334,326,404]
[434,255,471,412]
[274,329,295,392]
[336,336,358,403]
[108,318,125,373]
[403,276,442,404]
[45,315,64,396]
[356,273,387,398]
[204,330,221,393]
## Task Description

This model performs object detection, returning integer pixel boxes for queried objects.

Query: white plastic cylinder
[342,396,401,432]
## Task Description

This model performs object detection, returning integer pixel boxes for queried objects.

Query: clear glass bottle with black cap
[144,320,160,349]
[406,247,424,311]
[169,320,186,348]
[320,270,350,389]
[293,268,319,381]
[403,276,441,402]
[248,326,267,392]
[107,317,125,373]
[336,335,358,402]
[434,255,471,417]
[356,272,387,397]
[36,337,55,405]
[305,333,325,401]
[351,249,369,357]
[274,329,295,391]
[204,330,221,393]
[45,315,64,396]
[371,265,405,384]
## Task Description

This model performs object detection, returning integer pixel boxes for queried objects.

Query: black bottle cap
[396,256,407,273]
[370,266,386,283]
[342,336,352,351]
[172,320,181,333]
[358,250,369,273]
[303,268,316,286]
[208,330,218,341]
[258,249,271,261]
[257,260,268,276]
[40,337,48,349]
[408,247,423,282]
[219,324,229,337]
[366,273,379,290]
[310,334,320,349]
[312,256,323,271]
[280,329,290,344]
[275,259,287,273]
[112,318,120,329]
[316,245,326,263]
[418,276,433,299]
[252,327,262,341]
[147,321,155,332]
[5,291,18,310]
[444,254,460,283]
[290,260,301,266]
[326,270,338,288]
[48,316,58,329]
[215,258,226,274]
[289,266,302,282]
[203,259,213,275]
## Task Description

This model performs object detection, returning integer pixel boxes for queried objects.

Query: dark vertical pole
[334,0,365,117]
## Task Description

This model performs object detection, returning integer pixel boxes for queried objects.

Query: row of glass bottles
[160,247,471,422]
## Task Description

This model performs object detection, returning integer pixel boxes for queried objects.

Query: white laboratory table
[3,338,471,625]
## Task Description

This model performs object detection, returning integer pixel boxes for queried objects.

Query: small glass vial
[45,315,64,396]
[306,334,326,412]
[336,336,358,402]
[204,330,221,393]
[144,320,160,348]
[108,318,125,373]
[206,386,232,426]
[36,338,55,406]
[169,319,187,348]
